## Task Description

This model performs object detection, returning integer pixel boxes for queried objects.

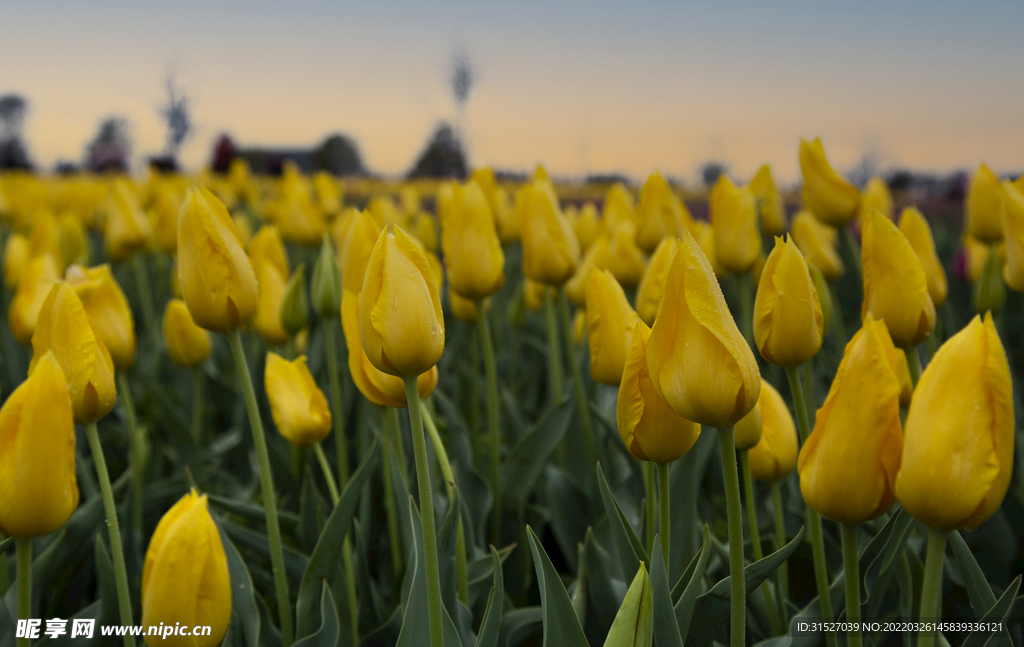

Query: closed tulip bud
[248,224,290,280]
[150,181,182,255]
[895,314,1013,531]
[647,229,761,427]
[163,299,211,367]
[749,164,787,235]
[330,207,358,255]
[533,164,549,182]
[564,237,609,306]
[360,225,445,377]
[177,187,258,332]
[858,177,894,221]
[313,172,342,217]
[524,278,548,311]
[972,244,1006,314]
[799,315,903,524]
[573,202,603,251]
[603,183,636,228]
[606,221,647,287]
[65,264,136,371]
[341,290,438,407]
[807,263,832,335]
[799,137,860,227]
[278,191,327,246]
[635,170,692,252]
[1001,181,1024,293]
[449,285,484,323]
[311,237,342,317]
[264,353,331,446]
[573,309,587,343]
[105,179,151,261]
[492,187,519,243]
[232,214,253,249]
[734,397,763,450]
[1016,173,1024,195]
[9,253,61,345]
[521,181,581,285]
[442,180,505,300]
[747,382,797,482]
[281,264,309,336]
[586,269,639,386]
[791,210,844,281]
[862,208,936,347]
[341,211,382,293]
[3,232,30,288]
[894,348,913,407]
[710,175,761,274]
[57,213,90,269]
[142,490,231,647]
[0,351,78,539]
[693,220,726,277]
[414,213,438,252]
[30,283,117,424]
[399,183,421,216]
[618,320,701,463]
[966,163,1004,244]
[635,237,677,326]
[253,260,289,345]
[899,207,948,307]
[753,236,824,368]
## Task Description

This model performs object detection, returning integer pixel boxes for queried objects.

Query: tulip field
[0,139,1022,647]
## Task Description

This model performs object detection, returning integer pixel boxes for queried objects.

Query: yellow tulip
[368,194,405,228]
[104,179,151,261]
[710,175,761,274]
[965,163,1004,243]
[177,187,258,333]
[692,221,726,278]
[399,183,420,217]
[635,170,693,252]
[3,232,30,288]
[360,225,445,377]
[330,207,357,255]
[894,347,913,407]
[341,211,382,293]
[586,269,639,386]
[635,237,677,326]
[524,278,548,311]
[894,313,1013,531]
[233,214,254,249]
[617,320,701,463]
[57,212,90,269]
[533,164,550,182]
[150,181,182,255]
[791,210,844,281]
[1015,172,1024,195]
[491,186,518,243]
[264,353,331,446]
[603,183,636,228]
[30,283,117,424]
[733,397,763,450]
[449,286,485,323]
[521,180,580,285]
[278,190,327,246]
[858,177,894,221]
[10,254,62,345]
[753,236,824,368]
[163,299,212,367]
[799,137,860,227]
[313,171,342,217]
[341,290,438,407]
[573,202,603,252]
[1001,181,1024,293]
[749,164,787,235]
[142,490,232,647]
[442,180,505,300]
[798,315,903,524]
[573,309,587,343]
[898,207,948,307]
[65,264,136,371]
[0,351,78,539]
[253,260,289,346]
[414,212,439,252]
[747,382,797,482]
[646,229,761,427]
[29,211,60,267]
[248,224,290,280]
[961,234,1001,284]
[606,221,647,287]
[862,208,936,348]
[564,237,609,306]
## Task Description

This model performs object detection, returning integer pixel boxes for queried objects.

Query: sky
[2,0,1022,184]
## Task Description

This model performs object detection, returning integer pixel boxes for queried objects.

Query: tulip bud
[264,353,331,446]
[150,181,182,255]
[341,211,382,293]
[692,221,726,277]
[341,290,438,407]
[606,221,647,287]
[857,177,894,221]
[635,170,692,252]
[30,283,117,424]
[520,180,581,286]
[635,237,677,326]
[1000,181,1024,293]
[399,183,421,216]
[524,278,548,311]
[232,214,253,249]
[0,351,78,539]
[449,286,483,323]
[104,179,151,261]
[66,264,136,371]
[791,210,844,281]
[248,225,290,279]
[311,237,342,318]
[753,236,824,368]
[747,382,797,482]
[573,202,603,252]
[442,180,505,300]
[894,313,1013,531]
[861,208,936,348]
[807,263,833,335]
[573,309,587,343]
[586,269,639,386]
[564,237,608,306]
[3,232,30,288]
[971,244,1006,314]
[965,163,1004,244]
[9,253,61,345]
[313,171,341,217]
[710,175,761,274]
[414,213,438,252]
[899,207,948,307]
[749,164,787,235]
[603,183,636,228]
[894,348,913,407]
[142,490,232,647]
[278,190,327,246]
[253,260,289,346]
[617,320,701,463]
[798,315,903,524]
[177,187,258,333]
[733,397,763,450]
[163,299,212,367]
[799,137,860,227]
[360,225,445,377]
[57,213,90,269]
[646,229,761,427]
[280,264,309,336]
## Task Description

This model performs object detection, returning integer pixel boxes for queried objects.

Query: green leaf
[437,486,461,619]
[861,507,914,607]
[500,607,542,646]
[949,530,998,617]
[218,525,261,647]
[649,537,683,647]
[295,435,380,641]
[526,526,590,647]
[597,462,649,581]
[544,465,589,573]
[468,544,515,609]
[500,399,574,503]
[961,574,1020,647]
[603,562,653,647]
[581,526,627,631]
[672,524,712,638]
[292,581,340,647]
[474,547,505,647]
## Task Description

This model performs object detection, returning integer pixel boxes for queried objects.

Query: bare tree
[0,94,31,169]
[160,72,191,159]
[86,117,132,173]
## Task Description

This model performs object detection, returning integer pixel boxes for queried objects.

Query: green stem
[904,346,921,388]
[476,301,502,543]
[324,319,350,487]
[771,481,789,624]
[191,366,204,447]
[131,252,157,345]
[643,462,656,557]
[717,426,745,647]
[544,288,564,403]
[738,271,754,349]
[802,358,815,414]
[227,331,293,646]
[404,376,444,647]
[381,409,404,576]
[918,529,948,647]
[657,461,671,573]
[313,438,358,646]
[842,524,862,647]
[829,283,848,349]
[313,442,340,504]
[16,539,31,647]
[557,288,596,466]
[117,373,146,540]
[842,226,862,286]
[742,450,782,635]
[85,422,137,647]
[785,366,812,444]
